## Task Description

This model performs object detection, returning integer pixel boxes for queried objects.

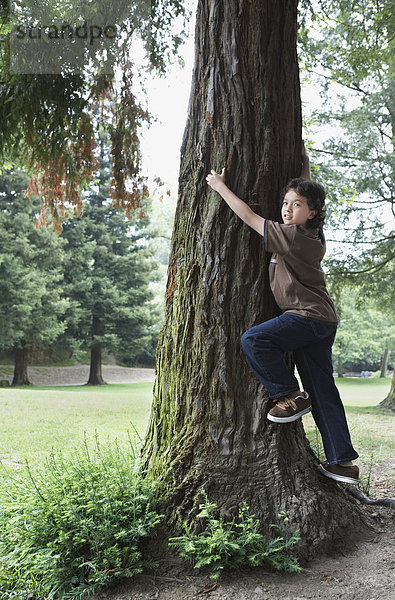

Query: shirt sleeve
[264,220,296,256]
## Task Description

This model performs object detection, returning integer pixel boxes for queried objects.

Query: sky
[139,13,196,199]
[134,2,391,254]
[137,8,334,201]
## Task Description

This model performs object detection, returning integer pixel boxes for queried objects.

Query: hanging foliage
[0,0,189,230]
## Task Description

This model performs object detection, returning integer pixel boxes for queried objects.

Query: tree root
[347,486,395,509]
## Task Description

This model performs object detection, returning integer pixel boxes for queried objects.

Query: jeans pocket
[310,319,337,341]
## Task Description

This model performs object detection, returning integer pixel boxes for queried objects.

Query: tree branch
[325,235,395,245]
[303,68,370,96]
[333,253,395,276]
[311,147,386,167]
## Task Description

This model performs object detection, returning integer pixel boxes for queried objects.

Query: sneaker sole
[318,464,359,485]
[267,406,311,423]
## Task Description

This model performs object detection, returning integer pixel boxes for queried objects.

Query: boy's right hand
[206,168,226,192]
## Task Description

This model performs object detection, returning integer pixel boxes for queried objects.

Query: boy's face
[281,190,317,227]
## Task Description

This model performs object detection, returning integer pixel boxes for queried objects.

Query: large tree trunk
[379,359,395,411]
[337,355,344,377]
[87,315,105,385]
[380,347,389,378]
[12,345,30,386]
[144,0,368,558]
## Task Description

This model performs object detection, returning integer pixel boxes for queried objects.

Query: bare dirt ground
[0,364,156,386]
[2,365,394,599]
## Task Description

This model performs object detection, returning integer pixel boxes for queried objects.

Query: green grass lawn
[331,376,391,406]
[0,378,393,482]
[304,378,393,463]
[0,383,153,473]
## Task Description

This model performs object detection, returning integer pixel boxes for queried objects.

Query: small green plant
[169,493,301,579]
[358,451,375,496]
[0,434,162,599]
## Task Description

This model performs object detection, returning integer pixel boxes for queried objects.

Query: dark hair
[282,178,326,233]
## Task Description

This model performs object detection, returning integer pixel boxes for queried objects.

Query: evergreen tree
[0,170,67,385]
[61,144,160,385]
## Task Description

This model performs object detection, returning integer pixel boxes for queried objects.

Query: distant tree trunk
[87,314,105,385]
[380,347,389,378]
[12,345,30,386]
[143,0,368,559]
[337,356,344,377]
[379,359,394,411]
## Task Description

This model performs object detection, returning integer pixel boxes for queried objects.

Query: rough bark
[378,360,395,411]
[12,345,30,386]
[380,347,389,378]
[86,315,105,385]
[144,0,369,558]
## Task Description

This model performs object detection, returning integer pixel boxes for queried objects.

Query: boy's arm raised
[206,168,265,236]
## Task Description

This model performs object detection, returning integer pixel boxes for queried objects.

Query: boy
[206,144,359,484]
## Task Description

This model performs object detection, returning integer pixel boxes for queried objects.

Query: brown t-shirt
[263,220,339,323]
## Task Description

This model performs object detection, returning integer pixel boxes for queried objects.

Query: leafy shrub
[169,494,301,579]
[0,436,162,599]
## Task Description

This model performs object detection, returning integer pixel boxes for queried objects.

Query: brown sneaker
[318,461,359,485]
[267,391,311,423]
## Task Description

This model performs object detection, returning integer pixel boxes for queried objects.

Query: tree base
[12,346,30,386]
[11,377,30,386]
[85,378,106,386]
[147,422,373,561]
[378,398,395,412]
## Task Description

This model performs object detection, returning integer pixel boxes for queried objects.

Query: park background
[0,0,394,599]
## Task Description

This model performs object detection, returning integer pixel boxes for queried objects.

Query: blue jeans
[241,313,359,465]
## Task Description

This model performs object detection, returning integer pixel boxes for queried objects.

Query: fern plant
[169,493,301,579]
